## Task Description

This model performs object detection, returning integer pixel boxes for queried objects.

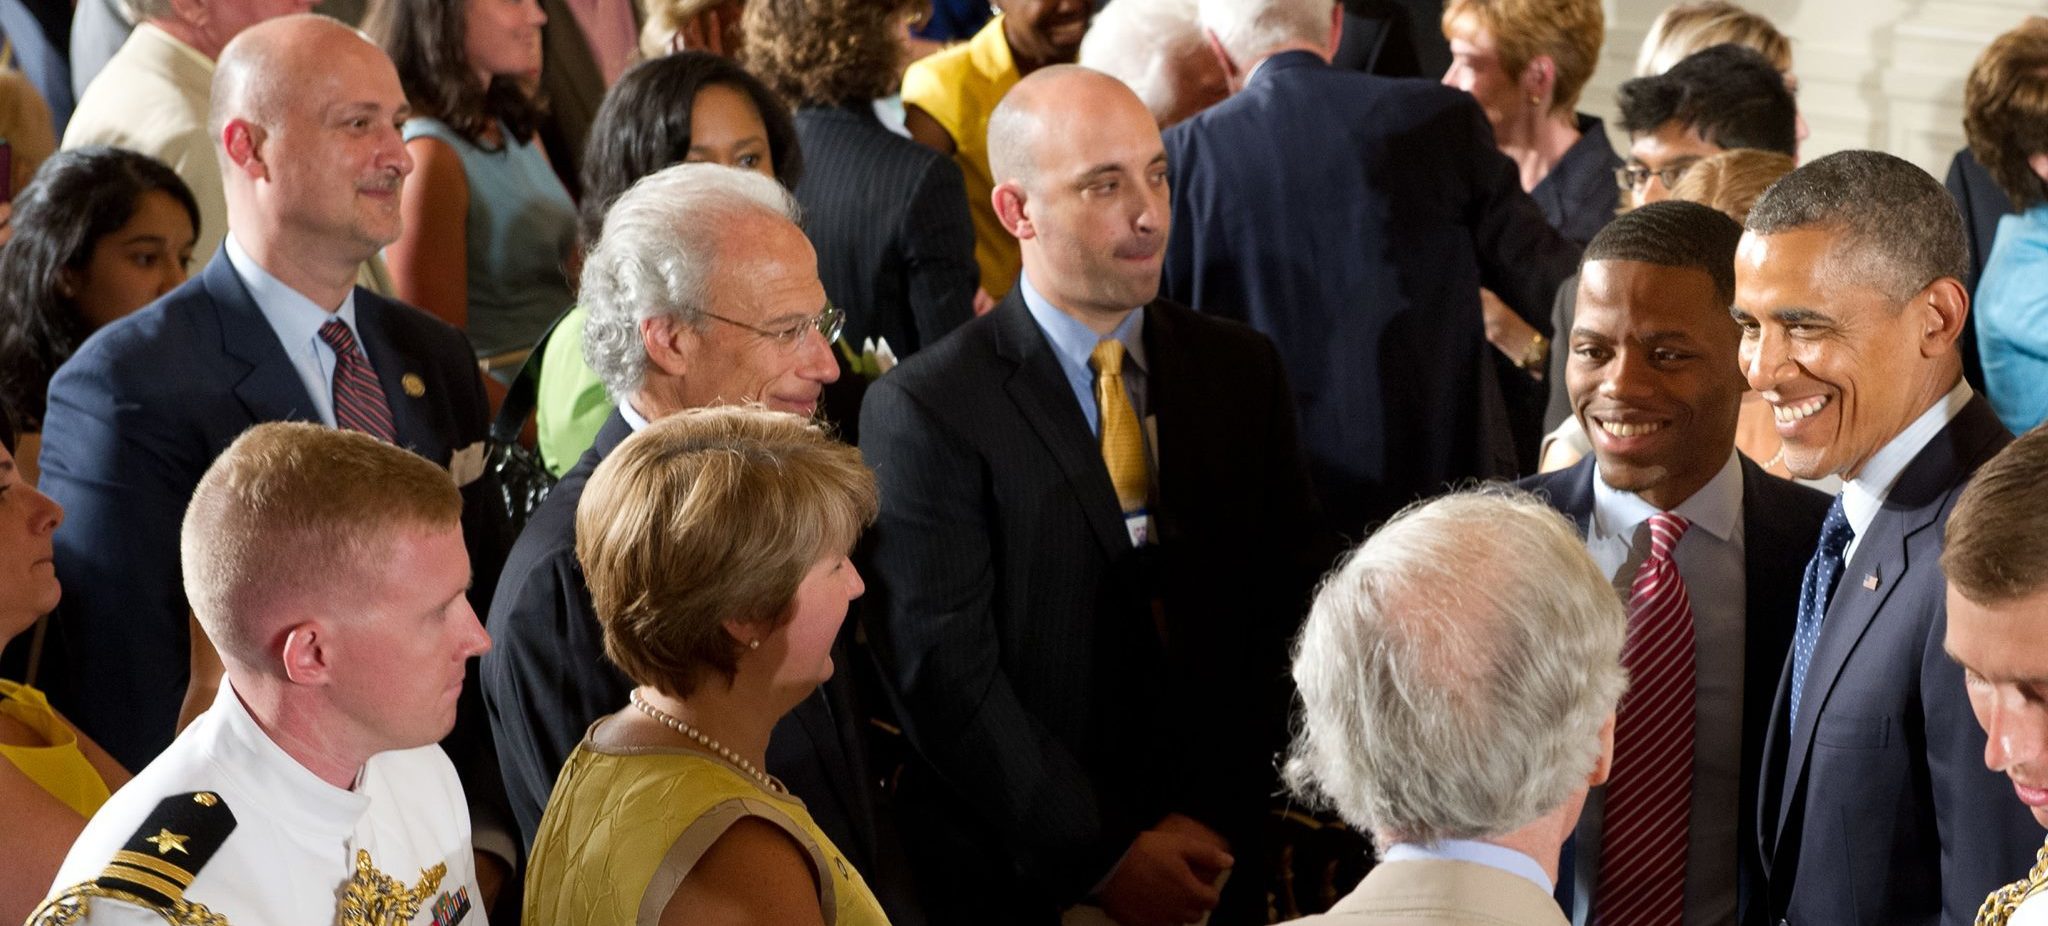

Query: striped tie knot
[316,317,396,444]
[318,318,361,356]
[1646,511,1690,556]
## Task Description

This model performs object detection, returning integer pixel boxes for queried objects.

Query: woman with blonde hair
[524,405,888,926]
[1636,0,1808,144]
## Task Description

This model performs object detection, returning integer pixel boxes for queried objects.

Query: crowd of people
[2,0,2048,924]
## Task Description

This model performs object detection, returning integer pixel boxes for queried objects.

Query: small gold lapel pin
[401,373,426,398]
[1863,574,1880,590]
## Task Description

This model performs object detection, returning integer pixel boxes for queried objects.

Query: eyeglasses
[1616,163,1693,191]
[702,304,845,350]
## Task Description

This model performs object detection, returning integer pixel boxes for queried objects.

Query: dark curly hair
[364,0,545,145]
[0,146,200,432]
[577,52,803,246]
[741,0,924,108]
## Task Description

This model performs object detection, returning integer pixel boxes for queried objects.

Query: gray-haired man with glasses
[479,163,921,918]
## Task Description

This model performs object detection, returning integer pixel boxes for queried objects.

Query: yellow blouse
[0,679,111,818]
[524,733,890,926]
[902,14,1022,301]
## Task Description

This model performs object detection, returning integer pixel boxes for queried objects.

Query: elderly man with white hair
[1284,489,1627,924]
[1078,0,1228,127]
[478,160,917,918]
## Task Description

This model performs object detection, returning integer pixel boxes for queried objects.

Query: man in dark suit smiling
[1519,201,1826,926]
[861,64,1322,926]
[1737,150,2036,926]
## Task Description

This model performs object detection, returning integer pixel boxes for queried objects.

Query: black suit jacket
[793,103,978,357]
[1519,454,1827,926]
[1162,51,1579,535]
[1758,396,2034,925]
[1945,148,2005,392]
[480,410,922,921]
[33,250,489,767]
[859,292,1325,921]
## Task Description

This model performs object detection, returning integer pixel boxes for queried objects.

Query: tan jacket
[1289,859,1570,926]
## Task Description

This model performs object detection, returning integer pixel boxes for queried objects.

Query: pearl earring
[748,639,761,651]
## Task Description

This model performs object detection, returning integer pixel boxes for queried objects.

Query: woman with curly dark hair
[367,0,579,391]
[536,51,809,473]
[0,146,199,482]
[743,0,976,361]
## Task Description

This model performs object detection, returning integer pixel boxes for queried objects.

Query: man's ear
[992,180,1034,241]
[642,315,694,378]
[1323,5,1344,62]
[279,623,332,686]
[221,118,269,180]
[1588,712,1615,787]
[1915,276,1969,357]
[1204,28,1244,92]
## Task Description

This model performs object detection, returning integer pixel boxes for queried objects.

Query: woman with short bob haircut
[523,405,889,926]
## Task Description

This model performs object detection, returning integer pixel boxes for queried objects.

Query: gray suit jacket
[1291,859,1570,925]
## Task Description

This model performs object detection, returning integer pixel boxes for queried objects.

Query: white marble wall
[1576,0,2044,179]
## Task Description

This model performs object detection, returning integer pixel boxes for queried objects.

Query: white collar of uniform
[133,21,216,75]
[225,233,361,345]
[1590,448,1744,546]
[1841,379,1973,542]
[211,680,372,839]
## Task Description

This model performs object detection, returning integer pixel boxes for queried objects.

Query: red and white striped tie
[317,319,396,444]
[1595,511,1695,925]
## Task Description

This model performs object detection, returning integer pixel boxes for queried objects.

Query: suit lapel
[991,293,1129,558]
[204,253,321,427]
[353,294,441,457]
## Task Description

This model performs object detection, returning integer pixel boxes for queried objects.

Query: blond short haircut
[180,422,462,667]
[1636,1,1791,76]
[1284,489,1628,847]
[1441,0,1604,115]
[576,406,878,698]
[1945,426,2048,605]
[1964,17,2048,209]
[1670,147,1797,224]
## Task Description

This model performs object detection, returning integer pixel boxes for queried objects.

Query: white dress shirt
[226,233,364,429]
[1839,379,1975,563]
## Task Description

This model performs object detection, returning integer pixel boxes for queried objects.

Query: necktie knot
[1817,497,1853,558]
[1090,340,1125,377]
[318,318,361,357]
[1645,511,1691,559]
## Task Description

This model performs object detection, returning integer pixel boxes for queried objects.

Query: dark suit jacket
[1519,454,1827,926]
[1758,396,2035,925]
[480,410,923,922]
[792,103,978,356]
[1946,148,2006,392]
[33,251,489,768]
[859,292,1325,921]
[1162,51,1580,534]
[535,0,639,200]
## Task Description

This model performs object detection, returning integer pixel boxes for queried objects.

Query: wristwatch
[1520,332,1550,373]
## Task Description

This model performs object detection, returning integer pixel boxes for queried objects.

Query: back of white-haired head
[1081,0,1205,123]
[1284,488,1628,849]
[1198,0,1334,65]
[579,163,801,401]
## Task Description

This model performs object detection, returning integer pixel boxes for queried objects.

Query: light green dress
[524,730,891,926]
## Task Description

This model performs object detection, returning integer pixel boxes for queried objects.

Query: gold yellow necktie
[1091,340,1148,514]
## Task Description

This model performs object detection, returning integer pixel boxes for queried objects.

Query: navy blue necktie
[1790,497,1853,726]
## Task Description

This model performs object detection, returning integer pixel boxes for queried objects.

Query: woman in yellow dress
[524,405,888,926]
[0,403,130,923]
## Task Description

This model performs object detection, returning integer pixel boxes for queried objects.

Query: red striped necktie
[1595,510,1695,924]
[317,318,396,444]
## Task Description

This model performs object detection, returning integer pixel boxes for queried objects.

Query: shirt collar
[1383,840,1553,894]
[212,681,371,838]
[618,397,652,432]
[1591,449,1745,544]
[969,13,1016,79]
[225,233,360,341]
[1018,270,1147,374]
[1841,379,1974,537]
[134,21,216,74]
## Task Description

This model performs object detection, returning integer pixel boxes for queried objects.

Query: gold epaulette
[26,791,238,925]
[1979,835,2048,926]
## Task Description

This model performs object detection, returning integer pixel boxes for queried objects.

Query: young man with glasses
[1614,43,1798,208]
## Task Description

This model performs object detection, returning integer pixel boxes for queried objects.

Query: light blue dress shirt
[225,233,361,428]
[1384,840,1553,896]
[1018,271,1146,435]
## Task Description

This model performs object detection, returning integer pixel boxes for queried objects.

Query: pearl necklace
[629,689,787,794]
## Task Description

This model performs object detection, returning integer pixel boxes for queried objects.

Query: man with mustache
[30,14,507,895]
[861,65,1324,925]
[1518,201,1827,926]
